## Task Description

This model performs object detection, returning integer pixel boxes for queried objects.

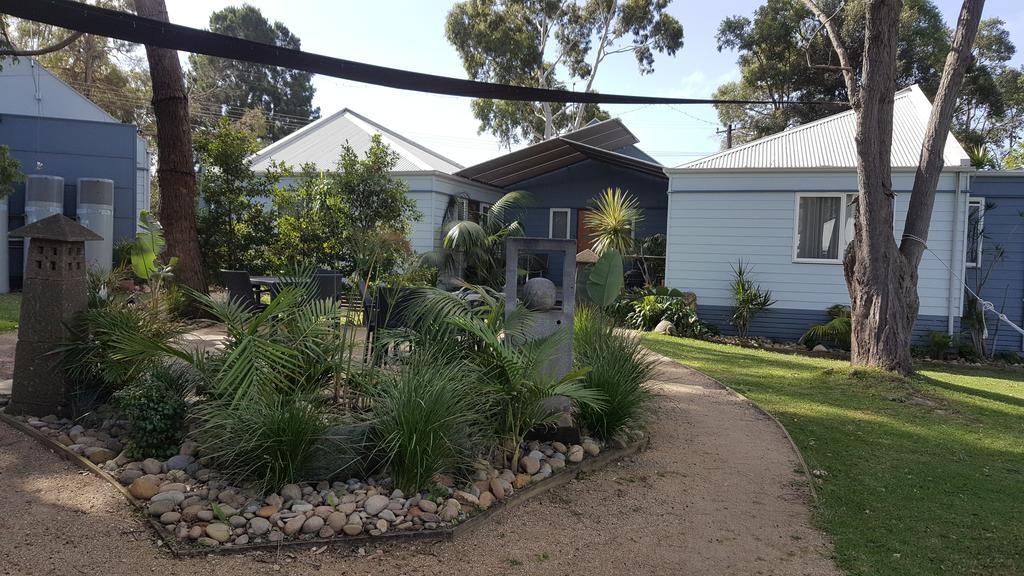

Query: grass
[0,293,20,331]
[643,334,1024,576]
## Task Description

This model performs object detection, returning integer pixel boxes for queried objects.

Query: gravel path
[0,356,839,576]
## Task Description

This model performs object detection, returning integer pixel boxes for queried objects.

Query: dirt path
[0,356,839,576]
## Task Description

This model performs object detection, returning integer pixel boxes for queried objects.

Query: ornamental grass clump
[368,344,489,493]
[574,306,657,440]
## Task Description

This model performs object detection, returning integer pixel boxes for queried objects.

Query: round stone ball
[522,277,557,311]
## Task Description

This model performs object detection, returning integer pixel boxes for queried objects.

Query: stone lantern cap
[10,214,102,241]
[575,248,599,264]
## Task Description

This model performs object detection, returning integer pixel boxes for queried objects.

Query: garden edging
[0,411,648,557]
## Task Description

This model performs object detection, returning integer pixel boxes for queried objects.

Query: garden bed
[0,409,646,556]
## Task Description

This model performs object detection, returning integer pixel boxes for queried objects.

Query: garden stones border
[0,411,648,557]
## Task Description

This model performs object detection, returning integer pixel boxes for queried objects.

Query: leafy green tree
[440,191,530,288]
[273,135,420,278]
[713,0,947,144]
[194,116,278,277]
[446,0,683,148]
[0,145,23,199]
[188,5,319,141]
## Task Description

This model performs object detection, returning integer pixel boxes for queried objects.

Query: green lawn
[643,334,1024,576]
[0,293,19,331]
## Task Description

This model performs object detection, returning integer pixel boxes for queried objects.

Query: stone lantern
[7,214,101,417]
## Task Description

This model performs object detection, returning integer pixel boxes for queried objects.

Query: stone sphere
[522,277,556,310]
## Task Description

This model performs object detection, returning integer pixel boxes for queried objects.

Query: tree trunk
[132,0,207,298]
[804,0,984,374]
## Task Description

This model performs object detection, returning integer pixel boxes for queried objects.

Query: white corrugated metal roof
[250,108,463,174]
[676,85,970,170]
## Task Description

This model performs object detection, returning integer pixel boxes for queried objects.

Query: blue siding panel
[698,304,956,345]
[967,175,1024,354]
[0,113,139,286]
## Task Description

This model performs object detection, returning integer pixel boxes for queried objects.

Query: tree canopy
[714,1,1024,157]
[188,5,319,141]
[446,0,684,148]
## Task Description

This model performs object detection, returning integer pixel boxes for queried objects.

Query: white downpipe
[0,198,8,294]
[947,172,963,334]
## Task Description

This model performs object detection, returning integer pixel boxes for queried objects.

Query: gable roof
[676,85,970,171]
[249,108,463,174]
[0,57,121,124]
[456,118,664,187]
[10,214,102,241]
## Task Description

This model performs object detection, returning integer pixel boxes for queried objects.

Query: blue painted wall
[504,158,667,284]
[968,174,1024,354]
[0,113,139,286]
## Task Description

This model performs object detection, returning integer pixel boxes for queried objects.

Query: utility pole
[716,123,734,149]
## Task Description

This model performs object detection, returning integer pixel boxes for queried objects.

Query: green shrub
[113,368,188,458]
[625,295,665,330]
[574,307,656,439]
[800,305,852,350]
[369,345,488,493]
[192,391,340,494]
[924,331,954,359]
[730,260,774,337]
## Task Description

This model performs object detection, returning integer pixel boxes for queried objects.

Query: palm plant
[439,190,531,288]
[449,313,604,467]
[800,304,852,350]
[585,187,643,255]
[730,260,775,338]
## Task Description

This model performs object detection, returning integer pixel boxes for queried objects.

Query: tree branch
[801,0,859,106]
[900,0,986,265]
[0,30,83,56]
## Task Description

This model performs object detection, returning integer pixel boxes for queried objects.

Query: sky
[166,0,1024,168]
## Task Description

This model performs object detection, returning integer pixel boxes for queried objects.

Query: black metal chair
[220,270,267,312]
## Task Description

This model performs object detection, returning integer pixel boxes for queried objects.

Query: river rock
[84,447,115,464]
[283,515,306,536]
[418,499,437,513]
[519,455,540,475]
[164,454,194,471]
[205,523,231,543]
[280,484,302,502]
[147,500,175,516]
[128,478,160,500]
[327,512,348,532]
[478,491,494,509]
[301,516,325,534]
[567,445,584,463]
[256,505,278,518]
[151,490,184,506]
[248,517,271,536]
[342,523,362,536]
[159,511,181,524]
[489,478,506,500]
[363,494,389,516]
[582,439,600,456]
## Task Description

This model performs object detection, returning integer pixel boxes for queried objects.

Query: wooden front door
[576,209,595,253]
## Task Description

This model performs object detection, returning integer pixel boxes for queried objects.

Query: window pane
[551,210,569,239]
[797,196,841,260]
[966,203,981,265]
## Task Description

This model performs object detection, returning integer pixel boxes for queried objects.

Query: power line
[0,0,846,108]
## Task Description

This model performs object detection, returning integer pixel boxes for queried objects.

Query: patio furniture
[221,270,268,312]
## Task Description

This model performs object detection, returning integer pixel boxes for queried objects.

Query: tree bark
[132,0,207,298]
[806,0,984,374]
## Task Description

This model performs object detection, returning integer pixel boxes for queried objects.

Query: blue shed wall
[0,113,138,285]
[968,174,1024,354]
[506,158,667,284]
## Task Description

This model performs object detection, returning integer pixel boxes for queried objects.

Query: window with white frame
[966,198,984,268]
[549,208,570,239]
[795,194,847,262]
[455,197,469,221]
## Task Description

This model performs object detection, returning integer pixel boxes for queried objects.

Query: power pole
[716,123,734,149]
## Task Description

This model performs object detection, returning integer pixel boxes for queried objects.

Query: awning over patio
[456,118,666,188]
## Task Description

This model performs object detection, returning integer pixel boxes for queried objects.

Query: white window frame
[966,197,984,268]
[549,208,571,239]
[793,192,850,264]
[455,197,469,221]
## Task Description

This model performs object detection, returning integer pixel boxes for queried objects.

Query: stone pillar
[7,215,101,417]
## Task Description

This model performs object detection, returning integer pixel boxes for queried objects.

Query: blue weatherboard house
[254,86,1021,356]
[0,57,150,289]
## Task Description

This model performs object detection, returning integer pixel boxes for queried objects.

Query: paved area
[0,352,839,575]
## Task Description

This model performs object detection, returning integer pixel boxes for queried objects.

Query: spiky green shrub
[191,391,340,494]
[585,187,642,255]
[574,307,656,439]
[730,260,775,337]
[369,344,488,493]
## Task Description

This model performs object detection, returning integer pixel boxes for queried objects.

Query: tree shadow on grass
[918,375,1024,410]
